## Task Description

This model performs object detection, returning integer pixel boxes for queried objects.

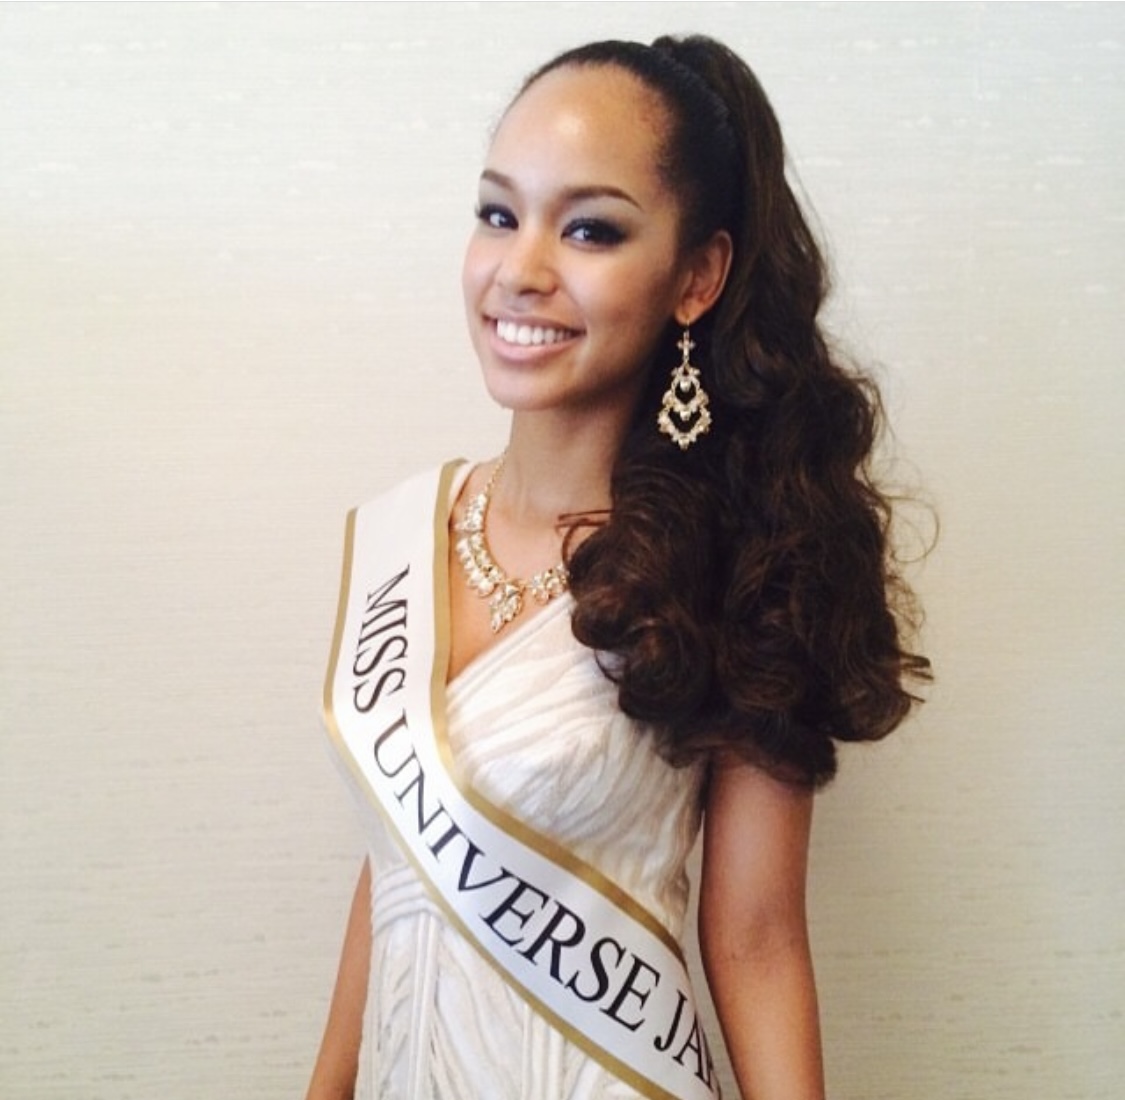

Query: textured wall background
[2,3,1121,1098]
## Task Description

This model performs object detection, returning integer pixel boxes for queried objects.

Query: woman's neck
[497,412,624,526]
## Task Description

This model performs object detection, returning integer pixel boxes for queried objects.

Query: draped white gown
[332,473,709,1100]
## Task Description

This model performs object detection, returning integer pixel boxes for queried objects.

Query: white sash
[323,463,720,1100]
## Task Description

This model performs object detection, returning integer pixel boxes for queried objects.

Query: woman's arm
[700,755,825,1100]
[306,858,372,1100]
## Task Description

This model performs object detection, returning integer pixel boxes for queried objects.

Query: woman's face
[462,64,695,428]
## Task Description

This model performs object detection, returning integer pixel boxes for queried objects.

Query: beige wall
[2,3,1121,1097]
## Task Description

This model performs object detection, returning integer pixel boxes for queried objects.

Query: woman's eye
[566,219,626,246]
[475,203,515,230]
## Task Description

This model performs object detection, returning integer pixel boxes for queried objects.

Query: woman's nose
[496,226,557,296]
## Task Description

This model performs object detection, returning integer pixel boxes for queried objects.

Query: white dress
[333,479,709,1100]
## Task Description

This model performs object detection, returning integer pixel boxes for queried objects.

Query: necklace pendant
[489,581,524,633]
[528,565,569,604]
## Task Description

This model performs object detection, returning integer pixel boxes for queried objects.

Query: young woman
[310,35,928,1100]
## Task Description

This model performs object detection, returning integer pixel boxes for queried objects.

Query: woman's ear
[675,230,733,326]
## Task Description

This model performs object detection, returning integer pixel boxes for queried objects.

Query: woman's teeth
[495,319,575,346]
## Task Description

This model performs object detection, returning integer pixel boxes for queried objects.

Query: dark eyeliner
[567,218,627,245]
[475,202,515,229]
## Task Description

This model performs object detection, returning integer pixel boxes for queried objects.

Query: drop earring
[657,328,712,450]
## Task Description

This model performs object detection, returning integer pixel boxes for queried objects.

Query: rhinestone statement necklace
[454,453,570,634]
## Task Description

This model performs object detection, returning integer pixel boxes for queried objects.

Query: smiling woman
[461,63,730,439]
[308,33,928,1100]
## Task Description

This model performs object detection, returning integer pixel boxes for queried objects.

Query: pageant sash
[323,463,719,1100]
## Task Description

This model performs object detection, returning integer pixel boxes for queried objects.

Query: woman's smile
[492,317,582,348]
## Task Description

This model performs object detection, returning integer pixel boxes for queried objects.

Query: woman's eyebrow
[480,168,642,210]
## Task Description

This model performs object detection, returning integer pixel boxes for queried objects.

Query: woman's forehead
[499,64,668,144]
[487,65,673,191]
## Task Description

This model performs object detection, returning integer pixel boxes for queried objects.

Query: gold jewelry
[454,453,570,633]
[657,327,712,450]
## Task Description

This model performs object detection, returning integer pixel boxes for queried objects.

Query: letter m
[361,566,409,640]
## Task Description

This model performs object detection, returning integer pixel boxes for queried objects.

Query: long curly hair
[522,36,931,787]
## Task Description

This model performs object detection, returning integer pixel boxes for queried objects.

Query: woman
[309,34,928,1100]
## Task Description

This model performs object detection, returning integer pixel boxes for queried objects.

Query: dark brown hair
[523,36,931,786]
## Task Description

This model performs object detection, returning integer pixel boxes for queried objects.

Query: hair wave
[529,36,931,786]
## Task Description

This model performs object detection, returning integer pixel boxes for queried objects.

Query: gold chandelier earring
[657,327,712,450]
